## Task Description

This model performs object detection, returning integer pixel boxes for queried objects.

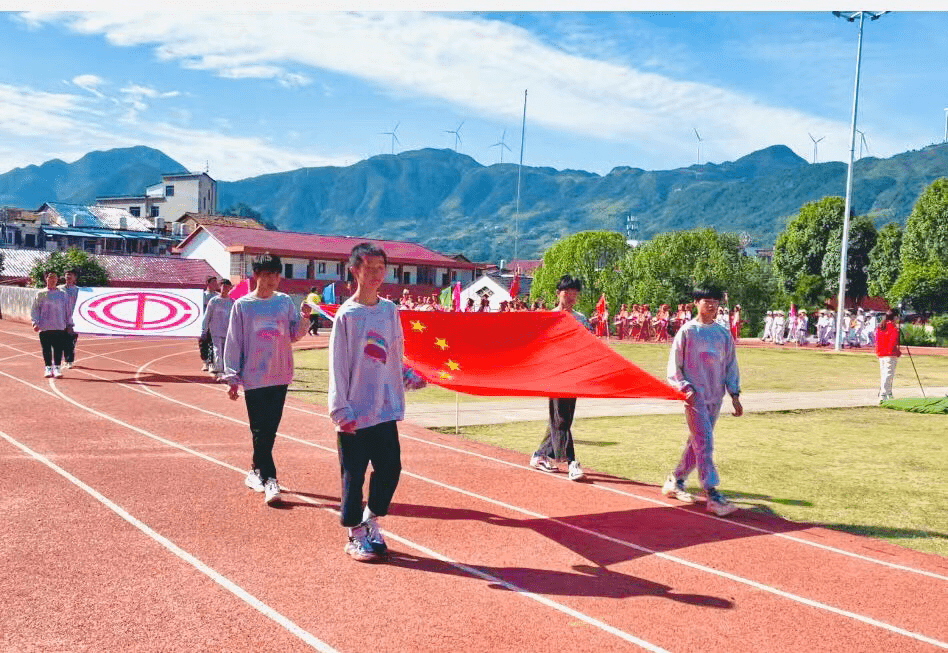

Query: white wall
[282,257,310,279]
[459,275,510,312]
[178,229,230,279]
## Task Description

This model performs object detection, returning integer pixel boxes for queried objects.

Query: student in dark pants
[530,275,593,482]
[60,268,80,368]
[31,271,71,378]
[222,254,310,505]
[329,243,426,562]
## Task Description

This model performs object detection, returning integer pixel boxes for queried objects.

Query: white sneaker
[52,366,63,378]
[44,366,53,378]
[530,454,558,473]
[345,525,380,562]
[64,362,73,369]
[706,489,738,517]
[244,469,264,492]
[201,363,209,371]
[263,478,281,504]
[567,461,585,481]
[661,475,694,503]
[362,516,388,554]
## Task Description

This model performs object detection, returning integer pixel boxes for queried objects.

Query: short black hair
[65,268,79,277]
[692,284,724,301]
[556,275,582,292]
[206,275,218,284]
[252,252,282,274]
[349,242,387,268]
[220,279,233,287]
[310,286,319,293]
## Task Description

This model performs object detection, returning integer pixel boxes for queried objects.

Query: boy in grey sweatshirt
[662,284,743,517]
[329,243,426,562]
[222,254,310,505]
[202,279,235,379]
[31,270,71,378]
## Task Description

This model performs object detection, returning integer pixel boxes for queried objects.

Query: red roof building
[172,225,478,296]
[0,248,217,289]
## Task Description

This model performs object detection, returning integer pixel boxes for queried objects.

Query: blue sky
[1,10,947,181]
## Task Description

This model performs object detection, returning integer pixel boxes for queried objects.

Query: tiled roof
[180,213,266,229]
[0,249,216,287]
[487,273,533,296]
[180,225,477,269]
[40,202,154,232]
[506,259,543,275]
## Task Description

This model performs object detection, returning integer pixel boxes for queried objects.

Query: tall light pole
[832,10,888,351]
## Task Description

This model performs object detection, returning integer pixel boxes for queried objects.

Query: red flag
[229,278,251,300]
[315,303,341,321]
[400,311,684,400]
[509,273,521,299]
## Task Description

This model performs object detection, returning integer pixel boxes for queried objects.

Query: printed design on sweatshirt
[364,330,389,364]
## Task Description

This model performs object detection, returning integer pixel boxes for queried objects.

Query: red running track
[1,320,946,653]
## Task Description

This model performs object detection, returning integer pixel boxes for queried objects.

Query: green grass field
[435,408,947,556]
[291,343,948,555]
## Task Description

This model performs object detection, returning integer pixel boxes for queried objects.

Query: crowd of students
[761,306,883,348]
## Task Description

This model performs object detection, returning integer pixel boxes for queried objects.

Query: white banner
[73,287,205,337]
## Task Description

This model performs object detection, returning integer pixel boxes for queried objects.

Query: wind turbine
[855,129,869,159]
[693,128,703,165]
[490,129,512,163]
[380,122,400,155]
[444,121,464,151]
[808,132,825,164]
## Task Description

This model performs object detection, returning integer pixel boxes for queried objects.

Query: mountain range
[2,143,947,261]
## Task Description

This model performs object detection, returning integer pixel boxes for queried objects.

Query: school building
[172,224,480,297]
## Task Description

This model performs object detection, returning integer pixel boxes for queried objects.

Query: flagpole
[455,392,460,435]
[514,89,527,261]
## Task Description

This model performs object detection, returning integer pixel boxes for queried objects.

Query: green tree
[867,222,902,298]
[30,248,109,287]
[887,260,948,315]
[901,177,948,266]
[619,228,777,333]
[530,231,629,316]
[772,197,845,295]
[790,274,826,308]
[820,215,877,301]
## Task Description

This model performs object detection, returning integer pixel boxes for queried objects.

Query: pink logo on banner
[79,291,201,334]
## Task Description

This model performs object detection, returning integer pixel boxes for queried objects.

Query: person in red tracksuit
[875,309,901,403]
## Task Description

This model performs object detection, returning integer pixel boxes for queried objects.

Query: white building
[96,172,217,226]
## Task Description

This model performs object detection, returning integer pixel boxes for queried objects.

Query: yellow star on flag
[438,370,454,380]
[410,320,427,332]
[446,360,461,371]
[434,337,449,350]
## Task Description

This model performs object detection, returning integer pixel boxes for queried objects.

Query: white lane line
[117,355,948,648]
[0,428,340,653]
[130,348,948,582]
[0,367,669,653]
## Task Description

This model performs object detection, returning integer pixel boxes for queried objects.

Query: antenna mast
[514,89,527,261]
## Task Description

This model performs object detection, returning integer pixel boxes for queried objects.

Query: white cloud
[71,73,106,96]
[0,81,355,181]
[20,10,906,167]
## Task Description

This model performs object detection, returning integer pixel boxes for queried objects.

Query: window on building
[151,205,159,217]
[403,271,411,284]
[129,206,141,217]
[318,262,326,274]
[336,263,342,275]
[347,269,353,282]
[25,234,35,247]
[165,185,174,197]
[441,273,449,286]
[284,263,294,278]
[451,271,457,281]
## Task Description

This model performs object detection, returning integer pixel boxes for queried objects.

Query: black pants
[337,420,401,527]
[244,384,288,481]
[39,330,68,367]
[308,314,319,335]
[199,331,213,364]
[63,330,78,364]
[534,398,577,462]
